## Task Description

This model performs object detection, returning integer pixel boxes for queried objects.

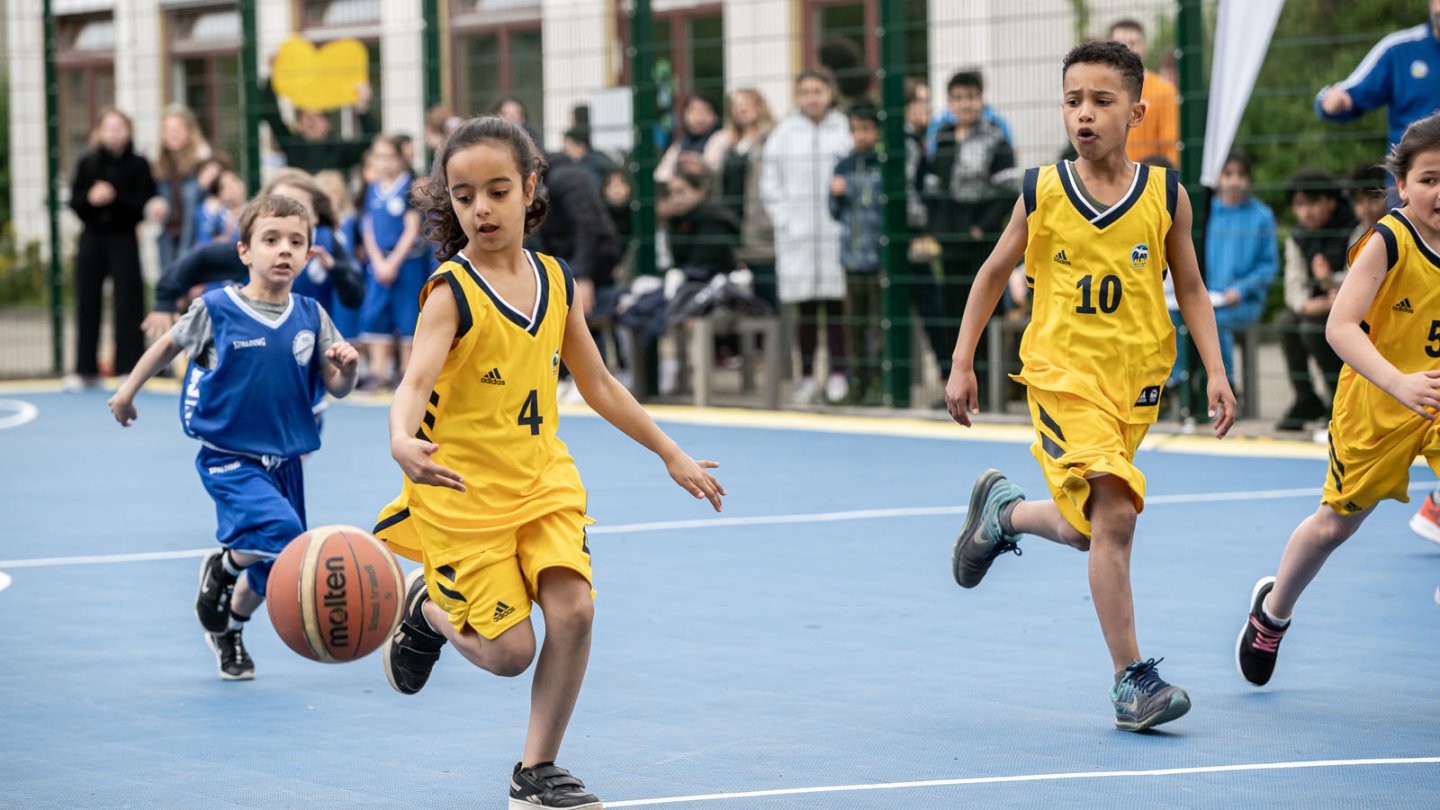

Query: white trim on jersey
[223,286,295,329]
[1336,23,1430,92]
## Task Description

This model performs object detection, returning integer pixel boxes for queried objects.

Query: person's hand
[391,436,466,491]
[665,454,724,512]
[1221,288,1242,307]
[1390,370,1440,419]
[945,366,979,427]
[1321,86,1354,115]
[1311,253,1333,283]
[88,181,116,207]
[574,278,595,316]
[145,198,169,222]
[1207,376,1237,438]
[354,82,373,110]
[830,176,847,197]
[142,311,177,339]
[311,244,335,270]
[325,341,360,375]
[108,392,137,427]
[375,259,398,286]
[1301,295,1333,317]
[969,225,985,240]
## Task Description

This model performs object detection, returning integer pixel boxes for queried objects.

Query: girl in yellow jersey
[943,42,1236,732]
[1237,114,1440,689]
[373,117,724,810]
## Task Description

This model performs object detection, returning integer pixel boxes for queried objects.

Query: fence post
[878,0,911,408]
[628,0,659,398]
[1177,0,1207,420]
[422,0,442,166]
[238,0,261,194]
[43,0,62,375]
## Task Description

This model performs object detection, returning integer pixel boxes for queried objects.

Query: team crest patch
[1413,60,1429,79]
[386,196,406,217]
[1130,243,1149,269]
[552,350,560,374]
[293,330,316,365]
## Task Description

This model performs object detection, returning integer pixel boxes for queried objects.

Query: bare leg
[231,574,264,617]
[1086,475,1141,671]
[420,600,537,677]
[522,569,594,767]
[368,341,394,384]
[1008,499,1091,550]
[1266,504,1369,620]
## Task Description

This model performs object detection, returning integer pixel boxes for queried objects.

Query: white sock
[220,550,244,578]
[1260,596,1291,627]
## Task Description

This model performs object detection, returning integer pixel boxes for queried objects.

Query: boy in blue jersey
[109,194,360,680]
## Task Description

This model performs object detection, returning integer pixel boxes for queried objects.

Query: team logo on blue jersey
[1413,60,1429,79]
[293,330,316,366]
[1130,243,1149,269]
[386,197,406,217]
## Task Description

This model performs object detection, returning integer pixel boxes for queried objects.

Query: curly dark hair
[1387,111,1440,182]
[412,115,549,261]
[1062,40,1144,101]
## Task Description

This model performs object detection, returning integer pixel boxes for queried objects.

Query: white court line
[604,757,1440,807]
[0,398,38,431]
[0,570,10,592]
[0,481,1431,570]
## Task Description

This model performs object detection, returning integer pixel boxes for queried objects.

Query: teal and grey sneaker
[1111,658,1190,731]
[952,468,1025,588]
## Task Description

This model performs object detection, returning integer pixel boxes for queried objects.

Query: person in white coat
[761,70,854,404]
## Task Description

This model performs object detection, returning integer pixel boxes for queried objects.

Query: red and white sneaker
[1408,492,1440,545]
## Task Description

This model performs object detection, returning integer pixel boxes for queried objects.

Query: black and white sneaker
[196,550,237,633]
[205,629,255,681]
[382,568,446,695]
[1236,576,1289,686]
[509,761,602,809]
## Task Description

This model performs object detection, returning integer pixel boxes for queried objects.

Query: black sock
[998,499,1021,537]
[219,550,243,579]
[227,608,251,633]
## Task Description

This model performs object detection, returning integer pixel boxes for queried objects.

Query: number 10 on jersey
[1076,274,1123,314]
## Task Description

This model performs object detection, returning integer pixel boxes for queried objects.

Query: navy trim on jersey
[1369,220,1400,271]
[1360,320,1371,334]
[1056,161,1149,229]
[1040,433,1065,460]
[555,256,576,308]
[434,579,466,602]
[428,390,440,406]
[374,507,411,533]
[1023,168,1039,216]
[1036,404,1066,442]
[1391,211,1440,270]
[440,269,473,338]
[452,251,550,336]
[1164,168,1178,220]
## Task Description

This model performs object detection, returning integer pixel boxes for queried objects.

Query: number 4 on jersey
[517,389,544,435]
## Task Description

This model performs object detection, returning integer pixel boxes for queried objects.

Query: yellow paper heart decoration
[271,35,369,112]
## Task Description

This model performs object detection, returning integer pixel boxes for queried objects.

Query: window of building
[803,0,928,106]
[616,3,725,146]
[450,1,544,132]
[56,13,115,174]
[168,5,243,163]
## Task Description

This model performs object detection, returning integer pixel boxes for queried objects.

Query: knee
[543,593,595,638]
[485,635,537,678]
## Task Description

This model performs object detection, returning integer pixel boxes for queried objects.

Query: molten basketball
[267,525,405,663]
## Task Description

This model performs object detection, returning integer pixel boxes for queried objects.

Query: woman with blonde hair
[148,106,212,273]
[68,108,156,389]
[720,88,778,305]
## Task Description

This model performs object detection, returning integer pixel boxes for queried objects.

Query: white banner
[1201,0,1285,187]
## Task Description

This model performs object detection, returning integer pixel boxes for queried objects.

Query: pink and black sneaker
[1236,576,1289,686]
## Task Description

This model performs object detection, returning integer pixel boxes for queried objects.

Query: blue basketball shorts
[195,446,307,597]
[359,254,428,340]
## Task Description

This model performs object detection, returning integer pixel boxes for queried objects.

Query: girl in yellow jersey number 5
[374,116,724,810]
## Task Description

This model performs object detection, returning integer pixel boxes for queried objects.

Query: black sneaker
[205,628,255,681]
[1110,658,1190,731]
[196,550,237,633]
[1236,576,1289,686]
[509,761,602,809]
[382,568,446,695]
[952,468,1025,588]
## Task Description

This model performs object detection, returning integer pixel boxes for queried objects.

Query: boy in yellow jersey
[944,41,1236,731]
[372,117,724,810]
[1237,114,1440,688]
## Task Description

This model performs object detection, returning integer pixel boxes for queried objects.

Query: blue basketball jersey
[290,225,338,305]
[181,287,325,459]
[365,174,419,254]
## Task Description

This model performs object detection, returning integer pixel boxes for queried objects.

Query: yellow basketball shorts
[1322,410,1440,515]
[375,505,594,640]
[1025,387,1150,537]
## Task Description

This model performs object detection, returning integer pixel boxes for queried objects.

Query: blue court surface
[1,386,1438,809]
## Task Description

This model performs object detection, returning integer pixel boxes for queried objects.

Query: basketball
[266,525,405,663]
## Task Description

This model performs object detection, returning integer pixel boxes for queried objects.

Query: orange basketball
[267,525,405,663]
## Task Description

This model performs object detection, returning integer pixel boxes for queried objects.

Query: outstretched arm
[945,195,1028,426]
[562,301,725,511]
[107,333,185,426]
[1169,186,1237,438]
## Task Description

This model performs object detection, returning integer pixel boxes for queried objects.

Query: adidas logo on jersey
[1392,298,1414,313]
[1053,249,1071,266]
[493,601,515,622]
[482,368,506,385]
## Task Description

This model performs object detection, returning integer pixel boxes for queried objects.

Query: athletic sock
[998,499,1020,537]
[1260,596,1291,628]
[220,550,244,578]
[228,608,251,633]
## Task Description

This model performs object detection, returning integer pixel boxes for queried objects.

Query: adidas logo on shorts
[493,601,515,622]
[482,368,506,385]
[1343,501,1364,513]
[1392,298,1414,313]
[1054,249,1071,266]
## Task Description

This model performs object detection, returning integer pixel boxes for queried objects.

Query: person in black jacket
[68,109,157,386]
[529,154,622,316]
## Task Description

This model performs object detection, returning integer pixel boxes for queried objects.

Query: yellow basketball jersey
[379,250,587,565]
[1014,161,1178,424]
[1331,211,1440,439]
